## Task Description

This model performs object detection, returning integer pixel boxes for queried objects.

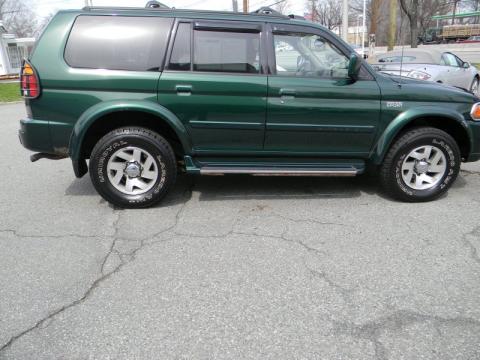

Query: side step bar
[199,166,358,177]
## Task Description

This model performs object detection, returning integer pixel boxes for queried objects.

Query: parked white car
[371,49,479,95]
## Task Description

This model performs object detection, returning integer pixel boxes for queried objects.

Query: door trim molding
[266,123,376,133]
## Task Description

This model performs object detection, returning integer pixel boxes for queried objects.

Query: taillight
[20,60,40,99]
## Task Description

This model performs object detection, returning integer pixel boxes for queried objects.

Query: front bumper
[466,119,480,162]
[18,118,53,154]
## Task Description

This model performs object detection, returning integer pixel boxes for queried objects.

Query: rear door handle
[279,88,296,97]
[175,85,192,95]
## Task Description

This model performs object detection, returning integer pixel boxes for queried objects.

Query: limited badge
[386,101,403,108]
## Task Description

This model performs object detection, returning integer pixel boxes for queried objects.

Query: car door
[441,52,464,87]
[264,24,381,156]
[453,54,474,90]
[157,20,267,153]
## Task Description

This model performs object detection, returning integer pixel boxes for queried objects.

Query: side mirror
[348,53,362,80]
[463,62,470,69]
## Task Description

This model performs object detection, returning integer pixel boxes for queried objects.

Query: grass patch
[474,63,480,70]
[0,82,21,102]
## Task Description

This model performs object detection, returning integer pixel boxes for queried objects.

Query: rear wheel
[380,127,461,202]
[89,127,177,208]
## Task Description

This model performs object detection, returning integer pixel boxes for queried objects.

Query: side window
[193,30,260,73]
[454,55,464,67]
[441,53,459,67]
[274,32,349,78]
[169,23,191,71]
[64,16,173,71]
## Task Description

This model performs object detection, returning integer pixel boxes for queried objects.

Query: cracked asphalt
[1,102,480,359]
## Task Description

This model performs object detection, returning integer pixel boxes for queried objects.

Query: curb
[0,101,23,105]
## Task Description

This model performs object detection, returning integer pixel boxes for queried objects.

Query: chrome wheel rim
[401,145,447,191]
[471,79,479,96]
[106,146,158,195]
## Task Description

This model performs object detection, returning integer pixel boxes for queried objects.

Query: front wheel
[380,127,461,202]
[89,127,177,208]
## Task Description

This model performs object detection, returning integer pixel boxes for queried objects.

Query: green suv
[19,3,480,208]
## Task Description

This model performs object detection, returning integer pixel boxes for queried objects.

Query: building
[0,21,35,76]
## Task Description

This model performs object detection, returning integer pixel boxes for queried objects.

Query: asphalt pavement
[1,102,480,359]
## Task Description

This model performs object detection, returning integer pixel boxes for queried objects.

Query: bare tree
[351,0,388,43]
[399,0,419,47]
[273,0,290,15]
[35,13,54,38]
[399,0,449,47]
[308,0,342,30]
[417,0,449,36]
[0,0,37,37]
[388,0,396,50]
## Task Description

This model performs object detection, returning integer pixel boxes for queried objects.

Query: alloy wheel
[106,146,159,195]
[401,145,447,190]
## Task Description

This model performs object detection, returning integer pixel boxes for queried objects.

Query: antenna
[398,5,405,87]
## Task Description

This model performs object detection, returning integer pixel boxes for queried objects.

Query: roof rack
[145,1,169,9]
[83,2,306,21]
[250,7,287,18]
[250,7,306,20]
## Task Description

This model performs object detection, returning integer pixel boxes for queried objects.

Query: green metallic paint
[157,71,268,152]
[265,77,381,155]
[370,75,477,164]
[372,105,472,164]
[19,7,480,177]
[69,100,192,161]
[19,119,52,153]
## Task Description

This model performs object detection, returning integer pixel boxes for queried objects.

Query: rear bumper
[19,118,54,154]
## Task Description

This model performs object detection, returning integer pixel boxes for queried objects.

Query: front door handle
[175,85,192,95]
[279,88,296,97]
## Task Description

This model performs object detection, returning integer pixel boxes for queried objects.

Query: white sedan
[371,49,479,96]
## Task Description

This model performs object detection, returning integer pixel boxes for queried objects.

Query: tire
[89,127,177,209]
[380,127,461,202]
[470,77,479,96]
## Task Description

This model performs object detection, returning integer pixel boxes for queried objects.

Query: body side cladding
[69,100,192,178]
[371,106,473,165]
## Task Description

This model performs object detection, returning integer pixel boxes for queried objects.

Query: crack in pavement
[0,229,103,239]
[271,211,347,228]
[460,169,480,176]
[0,183,195,354]
[462,225,480,266]
[332,310,480,360]
[307,266,355,301]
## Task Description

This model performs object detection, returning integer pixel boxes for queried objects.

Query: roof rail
[250,7,288,18]
[145,1,169,9]
[288,14,306,20]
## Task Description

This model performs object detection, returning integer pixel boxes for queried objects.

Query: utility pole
[452,0,459,25]
[342,0,348,41]
[362,0,366,54]
[388,0,396,51]
[243,0,248,13]
[311,0,316,22]
[232,0,238,12]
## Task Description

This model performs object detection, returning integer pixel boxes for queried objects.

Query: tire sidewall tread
[89,127,177,209]
[380,127,461,202]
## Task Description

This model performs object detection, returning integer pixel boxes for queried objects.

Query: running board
[199,166,358,177]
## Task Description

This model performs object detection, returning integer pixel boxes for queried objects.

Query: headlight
[471,103,480,121]
[406,70,431,81]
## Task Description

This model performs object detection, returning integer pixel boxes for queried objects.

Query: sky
[33,0,307,19]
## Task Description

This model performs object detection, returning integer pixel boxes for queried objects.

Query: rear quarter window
[64,15,173,71]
